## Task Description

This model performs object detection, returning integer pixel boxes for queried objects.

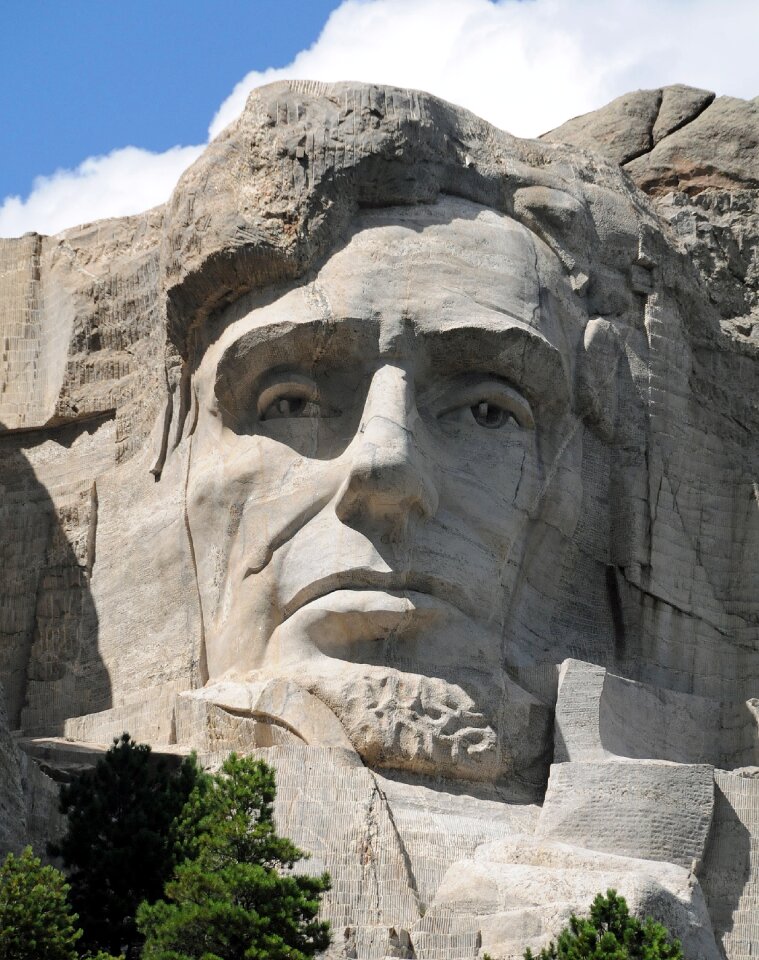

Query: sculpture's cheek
[186,428,348,678]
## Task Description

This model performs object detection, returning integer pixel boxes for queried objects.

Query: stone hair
[161,80,678,364]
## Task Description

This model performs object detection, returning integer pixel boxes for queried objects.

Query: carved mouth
[263,585,499,680]
[280,570,468,623]
[279,589,449,661]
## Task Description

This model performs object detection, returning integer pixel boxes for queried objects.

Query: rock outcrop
[0,682,25,856]
[543,85,759,342]
[1,81,757,958]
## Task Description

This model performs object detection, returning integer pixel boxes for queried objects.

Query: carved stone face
[187,197,586,784]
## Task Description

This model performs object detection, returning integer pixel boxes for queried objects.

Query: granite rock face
[1,81,758,958]
[543,86,759,341]
[541,85,716,165]
[0,682,25,856]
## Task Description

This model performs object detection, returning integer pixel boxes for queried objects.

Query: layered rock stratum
[1,82,758,959]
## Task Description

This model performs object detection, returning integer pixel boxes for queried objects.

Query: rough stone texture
[536,760,714,870]
[0,682,25,855]
[1,80,758,957]
[700,770,759,960]
[626,95,759,197]
[543,86,759,342]
[433,838,718,960]
[653,85,717,144]
[541,88,665,165]
[554,659,759,767]
[541,85,715,165]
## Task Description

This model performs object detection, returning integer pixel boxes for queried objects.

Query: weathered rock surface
[537,760,714,869]
[2,80,758,957]
[434,838,718,960]
[543,85,759,343]
[541,85,715,165]
[626,94,759,196]
[700,769,759,960]
[0,682,25,856]
[554,658,759,767]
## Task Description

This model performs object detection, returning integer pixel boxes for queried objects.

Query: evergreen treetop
[49,733,205,959]
[522,889,684,960]
[0,846,82,960]
[137,753,332,960]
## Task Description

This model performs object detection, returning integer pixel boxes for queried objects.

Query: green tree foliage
[49,733,205,960]
[137,753,332,960]
[522,889,684,960]
[0,846,82,960]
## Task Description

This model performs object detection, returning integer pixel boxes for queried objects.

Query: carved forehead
[166,81,661,358]
[206,198,575,367]
[320,199,546,325]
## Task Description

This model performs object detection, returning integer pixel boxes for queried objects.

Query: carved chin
[287,663,552,786]
[304,669,498,779]
[250,590,553,783]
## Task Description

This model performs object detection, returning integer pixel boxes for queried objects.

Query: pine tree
[0,846,82,960]
[522,889,684,960]
[137,753,332,960]
[49,733,205,959]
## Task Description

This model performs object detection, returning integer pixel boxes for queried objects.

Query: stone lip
[274,588,456,662]
[279,573,469,624]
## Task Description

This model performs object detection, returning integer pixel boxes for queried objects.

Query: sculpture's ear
[149,358,197,480]
[576,317,626,441]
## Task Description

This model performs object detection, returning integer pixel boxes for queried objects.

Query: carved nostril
[334,421,438,527]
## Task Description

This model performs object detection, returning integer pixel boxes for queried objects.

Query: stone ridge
[541,85,716,166]
[626,94,759,196]
[542,84,759,343]
[542,82,759,199]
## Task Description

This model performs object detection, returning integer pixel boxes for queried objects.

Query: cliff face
[0,82,757,959]
[0,682,25,856]
[543,85,759,344]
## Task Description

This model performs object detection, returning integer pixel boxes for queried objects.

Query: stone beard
[186,197,586,787]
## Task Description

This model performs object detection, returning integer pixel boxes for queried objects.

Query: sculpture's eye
[261,395,318,420]
[438,379,534,431]
[471,401,515,429]
[257,377,338,421]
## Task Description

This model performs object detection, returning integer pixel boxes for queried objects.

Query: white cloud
[210,0,759,139]
[0,144,204,239]
[4,0,759,238]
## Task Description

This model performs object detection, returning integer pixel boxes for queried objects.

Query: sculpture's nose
[335,364,439,531]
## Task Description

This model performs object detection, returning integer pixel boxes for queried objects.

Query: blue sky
[2,0,759,237]
[1,0,343,199]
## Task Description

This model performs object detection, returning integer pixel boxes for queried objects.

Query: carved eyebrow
[418,323,570,413]
[217,314,378,362]
[214,314,570,416]
[214,318,376,408]
[438,288,529,328]
[216,315,559,370]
